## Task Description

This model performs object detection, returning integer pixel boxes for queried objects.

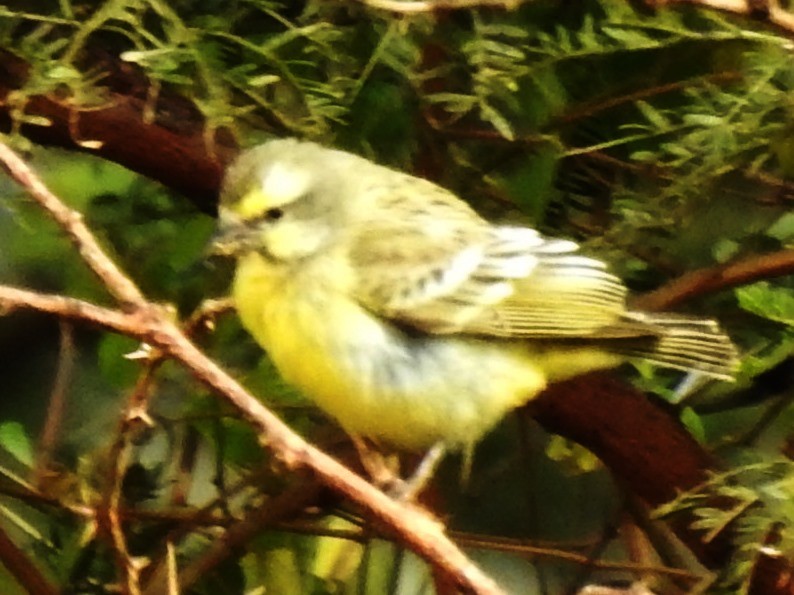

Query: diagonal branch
[652,0,794,37]
[0,286,149,336]
[357,0,527,12]
[32,321,75,487]
[0,524,58,595]
[0,142,146,307]
[633,249,794,311]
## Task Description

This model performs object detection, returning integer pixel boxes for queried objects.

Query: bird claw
[352,437,447,501]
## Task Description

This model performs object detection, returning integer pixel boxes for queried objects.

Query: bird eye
[262,207,284,222]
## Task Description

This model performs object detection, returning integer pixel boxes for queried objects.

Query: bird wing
[462,245,634,338]
[347,191,634,338]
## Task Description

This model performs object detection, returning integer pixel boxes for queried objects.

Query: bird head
[212,139,355,262]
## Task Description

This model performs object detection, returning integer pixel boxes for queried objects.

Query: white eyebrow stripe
[261,163,311,207]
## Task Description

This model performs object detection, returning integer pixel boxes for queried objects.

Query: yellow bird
[212,139,737,456]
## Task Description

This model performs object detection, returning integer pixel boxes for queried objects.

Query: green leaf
[712,238,739,263]
[736,282,794,326]
[97,334,142,388]
[600,25,657,47]
[680,407,706,444]
[635,100,670,130]
[767,212,794,242]
[629,150,656,163]
[499,145,560,221]
[682,113,723,127]
[480,102,515,140]
[0,422,33,467]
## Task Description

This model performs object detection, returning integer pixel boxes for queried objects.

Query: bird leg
[670,371,712,404]
[351,437,446,500]
[351,435,403,491]
[395,442,447,501]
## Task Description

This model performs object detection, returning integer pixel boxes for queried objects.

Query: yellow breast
[232,252,553,450]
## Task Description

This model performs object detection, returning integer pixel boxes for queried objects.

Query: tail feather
[614,312,738,381]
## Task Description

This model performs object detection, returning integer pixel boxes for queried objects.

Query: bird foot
[351,438,446,501]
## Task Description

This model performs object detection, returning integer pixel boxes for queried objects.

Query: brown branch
[557,72,744,126]
[574,584,655,595]
[529,373,728,565]
[143,479,324,595]
[0,286,151,337]
[0,143,503,594]
[452,530,705,582]
[12,476,706,581]
[102,439,142,595]
[139,463,330,590]
[32,321,74,487]
[651,0,794,37]
[98,363,164,595]
[0,49,235,213]
[748,543,794,595]
[0,141,147,307]
[356,0,527,12]
[0,524,58,595]
[633,248,794,311]
[10,470,697,582]
[101,298,235,585]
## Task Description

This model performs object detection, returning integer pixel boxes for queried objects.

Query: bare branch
[652,0,794,37]
[633,249,794,311]
[357,0,527,13]
[98,363,163,595]
[0,524,58,595]
[33,321,75,487]
[0,142,146,307]
[0,286,150,337]
[144,479,324,595]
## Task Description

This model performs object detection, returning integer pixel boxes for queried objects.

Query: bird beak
[206,222,251,259]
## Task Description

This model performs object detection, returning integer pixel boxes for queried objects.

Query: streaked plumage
[214,139,738,451]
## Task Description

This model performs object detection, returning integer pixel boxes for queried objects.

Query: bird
[211,138,738,463]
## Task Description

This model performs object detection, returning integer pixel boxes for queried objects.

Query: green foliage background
[1,0,794,593]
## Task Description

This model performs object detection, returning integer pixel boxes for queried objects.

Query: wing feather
[348,183,635,338]
[463,244,631,337]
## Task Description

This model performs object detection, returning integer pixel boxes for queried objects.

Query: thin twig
[165,540,178,595]
[0,143,146,307]
[736,387,794,446]
[182,298,235,332]
[557,72,743,126]
[143,478,324,595]
[357,0,526,13]
[655,0,794,38]
[33,320,75,487]
[0,473,708,583]
[0,524,58,595]
[633,248,794,311]
[0,286,151,337]
[98,364,161,595]
[104,441,142,595]
[450,531,705,582]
